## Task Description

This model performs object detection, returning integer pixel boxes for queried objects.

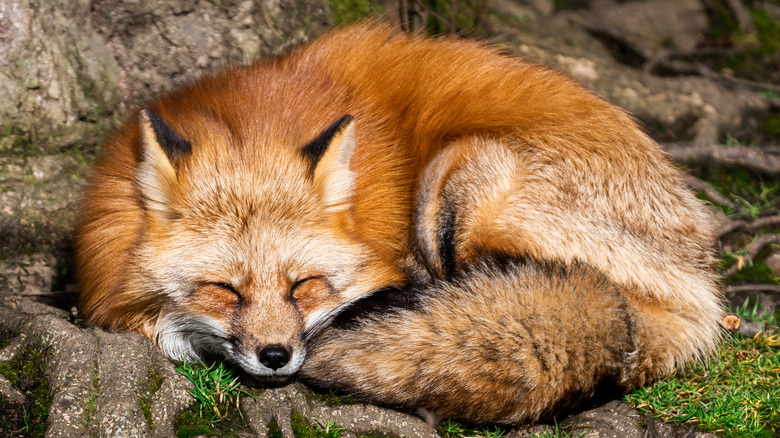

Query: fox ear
[136,109,191,216]
[301,115,356,213]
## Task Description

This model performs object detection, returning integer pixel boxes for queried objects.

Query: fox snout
[258,344,292,370]
[224,335,306,378]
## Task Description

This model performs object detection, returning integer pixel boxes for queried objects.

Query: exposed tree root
[683,175,741,211]
[242,383,438,438]
[724,284,780,294]
[667,143,780,176]
[719,215,780,237]
[721,234,780,277]
[0,307,192,438]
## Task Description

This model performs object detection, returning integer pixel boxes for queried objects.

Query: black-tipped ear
[143,109,192,161]
[301,115,354,173]
[137,110,187,217]
[301,115,357,214]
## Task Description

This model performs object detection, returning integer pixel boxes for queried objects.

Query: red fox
[75,22,722,423]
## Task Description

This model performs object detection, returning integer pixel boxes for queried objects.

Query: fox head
[130,109,380,377]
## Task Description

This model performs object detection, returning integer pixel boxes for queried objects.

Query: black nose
[258,344,291,370]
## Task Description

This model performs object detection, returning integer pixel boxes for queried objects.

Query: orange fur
[76,22,722,416]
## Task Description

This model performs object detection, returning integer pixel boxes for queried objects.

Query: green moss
[763,113,780,137]
[331,0,383,25]
[358,433,399,438]
[305,388,357,406]
[174,403,252,438]
[415,0,488,35]
[269,421,285,438]
[701,2,780,83]
[551,0,590,10]
[10,134,37,154]
[292,412,316,438]
[140,368,166,430]
[724,258,780,285]
[290,412,348,438]
[0,343,52,438]
[83,337,100,430]
[174,410,216,438]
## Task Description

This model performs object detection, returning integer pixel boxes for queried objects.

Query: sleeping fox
[75,22,723,423]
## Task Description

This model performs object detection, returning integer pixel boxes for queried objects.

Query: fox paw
[241,383,440,438]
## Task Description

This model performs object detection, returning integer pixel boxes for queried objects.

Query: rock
[561,401,644,438]
[485,0,770,144]
[0,307,194,438]
[766,252,780,276]
[0,0,333,153]
[0,374,26,405]
[568,0,708,58]
[242,383,437,438]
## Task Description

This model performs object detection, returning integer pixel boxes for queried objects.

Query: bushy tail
[300,258,642,424]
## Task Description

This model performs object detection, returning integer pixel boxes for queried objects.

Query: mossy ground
[304,387,358,406]
[140,368,166,430]
[625,332,780,437]
[0,341,52,438]
[174,406,252,438]
[331,0,383,25]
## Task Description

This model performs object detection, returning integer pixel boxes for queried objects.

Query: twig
[21,290,76,297]
[725,284,780,295]
[472,0,489,31]
[450,0,457,35]
[643,46,746,74]
[400,0,410,32]
[413,0,451,33]
[683,175,740,211]
[725,0,756,34]
[665,142,780,176]
[255,0,280,39]
[722,234,780,277]
[719,215,780,237]
[645,51,780,93]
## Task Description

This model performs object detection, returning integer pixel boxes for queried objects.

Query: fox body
[76,23,722,422]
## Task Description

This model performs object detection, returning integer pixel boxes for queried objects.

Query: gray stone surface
[0,308,193,438]
[242,383,438,438]
[566,0,708,58]
[0,0,333,153]
[486,0,770,146]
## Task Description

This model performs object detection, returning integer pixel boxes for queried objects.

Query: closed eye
[212,282,243,304]
[290,276,320,302]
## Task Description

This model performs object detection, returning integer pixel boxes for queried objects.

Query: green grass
[437,419,509,438]
[174,359,252,422]
[730,183,780,220]
[290,412,395,438]
[172,359,258,437]
[625,305,780,437]
[526,424,584,438]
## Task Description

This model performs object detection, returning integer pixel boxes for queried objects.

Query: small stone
[765,253,780,276]
[0,374,27,404]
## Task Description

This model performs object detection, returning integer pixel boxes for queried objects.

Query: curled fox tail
[299,134,723,423]
[300,258,641,424]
